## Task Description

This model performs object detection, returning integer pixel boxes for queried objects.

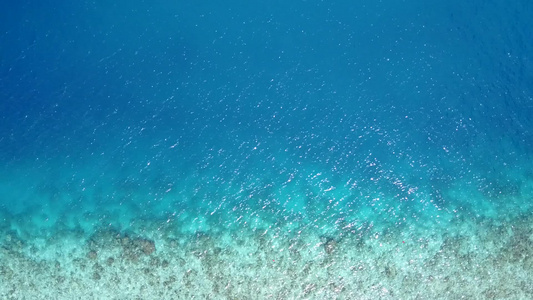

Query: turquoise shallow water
[1,0,532,298]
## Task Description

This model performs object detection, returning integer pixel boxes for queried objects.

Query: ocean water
[1,0,532,299]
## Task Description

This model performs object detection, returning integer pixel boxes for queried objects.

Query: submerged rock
[87,250,98,260]
[136,238,156,255]
[324,238,337,254]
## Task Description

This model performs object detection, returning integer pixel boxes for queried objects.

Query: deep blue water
[1,0,532,243]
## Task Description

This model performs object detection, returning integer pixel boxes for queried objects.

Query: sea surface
[1,0,532,299]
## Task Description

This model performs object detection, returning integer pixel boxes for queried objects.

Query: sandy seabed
[0,212,531,300]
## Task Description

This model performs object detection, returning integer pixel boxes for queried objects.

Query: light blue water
[1,0,532,297]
